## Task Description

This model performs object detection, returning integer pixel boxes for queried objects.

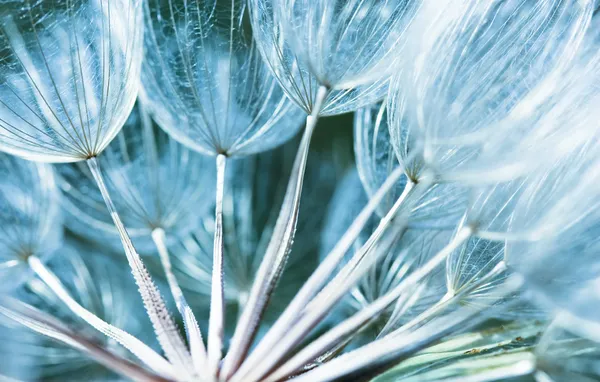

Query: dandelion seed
[57,101,215,254]
[389,0,596,182]
[0,153,61,292]
[3,240,158,380]
[534,317,600,381]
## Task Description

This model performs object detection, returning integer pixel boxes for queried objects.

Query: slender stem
[535,314,565,356]
[290,281,522,382]
[28,255,175,379]
[449,360,536,382]
[86,157,196,380]
[378,290,453,340]
[305,180,416,314]
[221,85,329,380]
[264,226,473,382]
[207,153,227,380]
[235,178,423,382]
[384,261,508,339]
[370,324,540,382]
[236,293,248,323]
[152,228,207,376]
[229,164,409,382]
[534,370,555,382]
[0,297,171,382]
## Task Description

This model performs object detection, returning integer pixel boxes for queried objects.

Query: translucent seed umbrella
[0,2,197,378]
[461,11,600,237]
[0,319,40,381]
[443,78,600,351]
[0,153,61,292]
[504,139,600,342]
[445,238,512,315]
[388,0,594,183]
[355,102,468,228]
[58,102,215,254]
[0,0,141,163]
[250,0,421,116]
[472,16,600,336]
[358,180,547,347]
[142,0,304,158]
[141,1,305,371]
[534,319,600,381]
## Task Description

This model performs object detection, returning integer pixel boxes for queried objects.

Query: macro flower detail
[1,0,600,382]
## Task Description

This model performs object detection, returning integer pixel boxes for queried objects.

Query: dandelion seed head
[0,0,143,163]
[3,0,600,380]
